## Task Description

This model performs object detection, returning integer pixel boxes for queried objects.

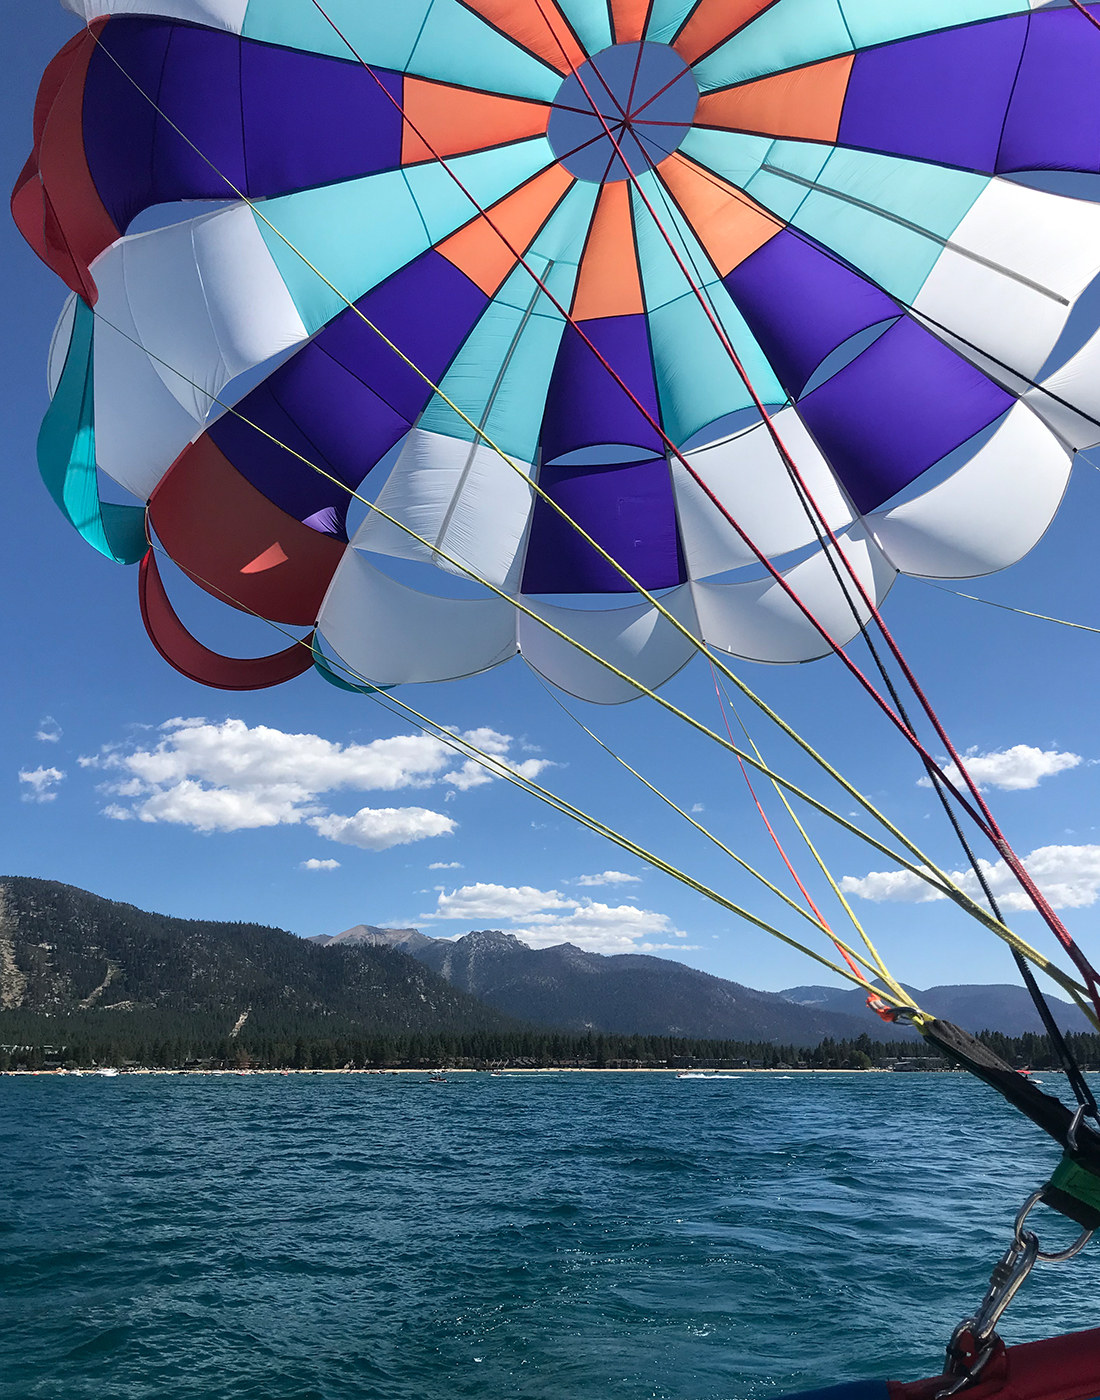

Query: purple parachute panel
[209,252,489,533]
[83,18,403,232]
[723,231,898,398]
[540,316,664,463]
[998,5,1100,173]
[797,318,1014,514]
[840,17,1027,173]
[522,458,685,593]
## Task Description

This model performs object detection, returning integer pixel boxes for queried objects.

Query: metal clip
[936,1190,1093,1397]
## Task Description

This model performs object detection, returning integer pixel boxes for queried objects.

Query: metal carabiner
[936,1188,1094,1398]
[1014,1190,1094,1263]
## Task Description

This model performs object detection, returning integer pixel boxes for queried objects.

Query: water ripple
[2,1072,1098,1400]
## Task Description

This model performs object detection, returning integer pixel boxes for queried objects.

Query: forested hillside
[0,877,517,1044]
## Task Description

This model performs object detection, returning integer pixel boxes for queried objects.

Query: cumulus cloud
[78,717,544,848]
[431,882,573,921]
[429,862,463,870]
[301,858,341,871]
[918,745,1081,792]
[841,844,1100,912]
[575,870,642,887]
[35,716,62,743]
[311,807,455,851]
[422,882,697,954]
[19,767,65,803]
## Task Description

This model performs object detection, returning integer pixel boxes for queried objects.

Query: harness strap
[920,1019,1100,1230]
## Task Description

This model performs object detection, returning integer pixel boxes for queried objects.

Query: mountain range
[313,927,1090,1041]
[782,982,1092,1037]
[2,878,1084,1049]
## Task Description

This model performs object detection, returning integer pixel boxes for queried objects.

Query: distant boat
[676,1071,740,1080]
[428,1072,448,1083]
[95,1067,119,1077]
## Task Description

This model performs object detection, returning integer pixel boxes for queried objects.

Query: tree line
[4,1023,1099,1072]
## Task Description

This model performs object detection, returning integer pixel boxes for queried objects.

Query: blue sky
[4,5,1100,1001]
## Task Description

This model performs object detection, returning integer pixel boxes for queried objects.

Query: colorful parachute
[15,0,1100,699]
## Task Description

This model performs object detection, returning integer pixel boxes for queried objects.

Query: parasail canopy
[14,0,1100,698]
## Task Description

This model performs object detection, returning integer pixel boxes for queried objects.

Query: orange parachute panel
[610,0,653,44]
[657,152,781,277]
[695,54,855,144]
[402,78,551,164]
[674,0,775,66]
[460,0,586,74]
[571,181,644,320]
[437,163,575,295]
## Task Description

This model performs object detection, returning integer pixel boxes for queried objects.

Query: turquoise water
[2,1072,1098,1400]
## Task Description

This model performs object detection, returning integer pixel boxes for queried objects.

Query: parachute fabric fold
[317,549,517,687]
[691,525,896,665]
[866,405,1072,580]
[354,429,534,590]
[517,590,700,704]
[139,549,315,690]
[38,295,146,564]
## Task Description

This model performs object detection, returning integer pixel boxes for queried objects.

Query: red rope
[1069,0,1100,35]
[709,663,893,1015]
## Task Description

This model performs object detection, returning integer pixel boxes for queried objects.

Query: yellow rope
[717,684,915,1011]
[530,670,898,980]
[930,584,1100,636]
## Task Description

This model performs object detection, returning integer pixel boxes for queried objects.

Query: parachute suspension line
[87,310,970,923]
[929,586,1100,637]
[705,665,848,942]
[706,661,907,1012]
[529,668,896,975]
[641,159,1100,1021]
[89,299,1096,1024]
[83,31,1099,1016]
[1070,0,1100,34]
[139,534,908,1005]
[353,689,916,1002]
[713,678,913,1009]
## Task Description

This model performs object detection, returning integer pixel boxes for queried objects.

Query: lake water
[3,1071,1099,1400]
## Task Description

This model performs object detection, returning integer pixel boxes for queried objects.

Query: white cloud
[19,767,65,803]
[841,844,1100,912]
[429,862,463,870]
[311,807,456,851]
[35,717,62,743]
[79,718,545,845]
[691,803,705,814]
[575,870,641,887]
[422,882,697,954]
[430,882,573,921]
[301,858,341,871]
[918,745,1081,792]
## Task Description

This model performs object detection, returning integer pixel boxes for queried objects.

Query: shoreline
[1,1065,987,1077]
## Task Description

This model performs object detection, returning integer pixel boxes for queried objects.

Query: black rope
[771,443,1098,1117]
